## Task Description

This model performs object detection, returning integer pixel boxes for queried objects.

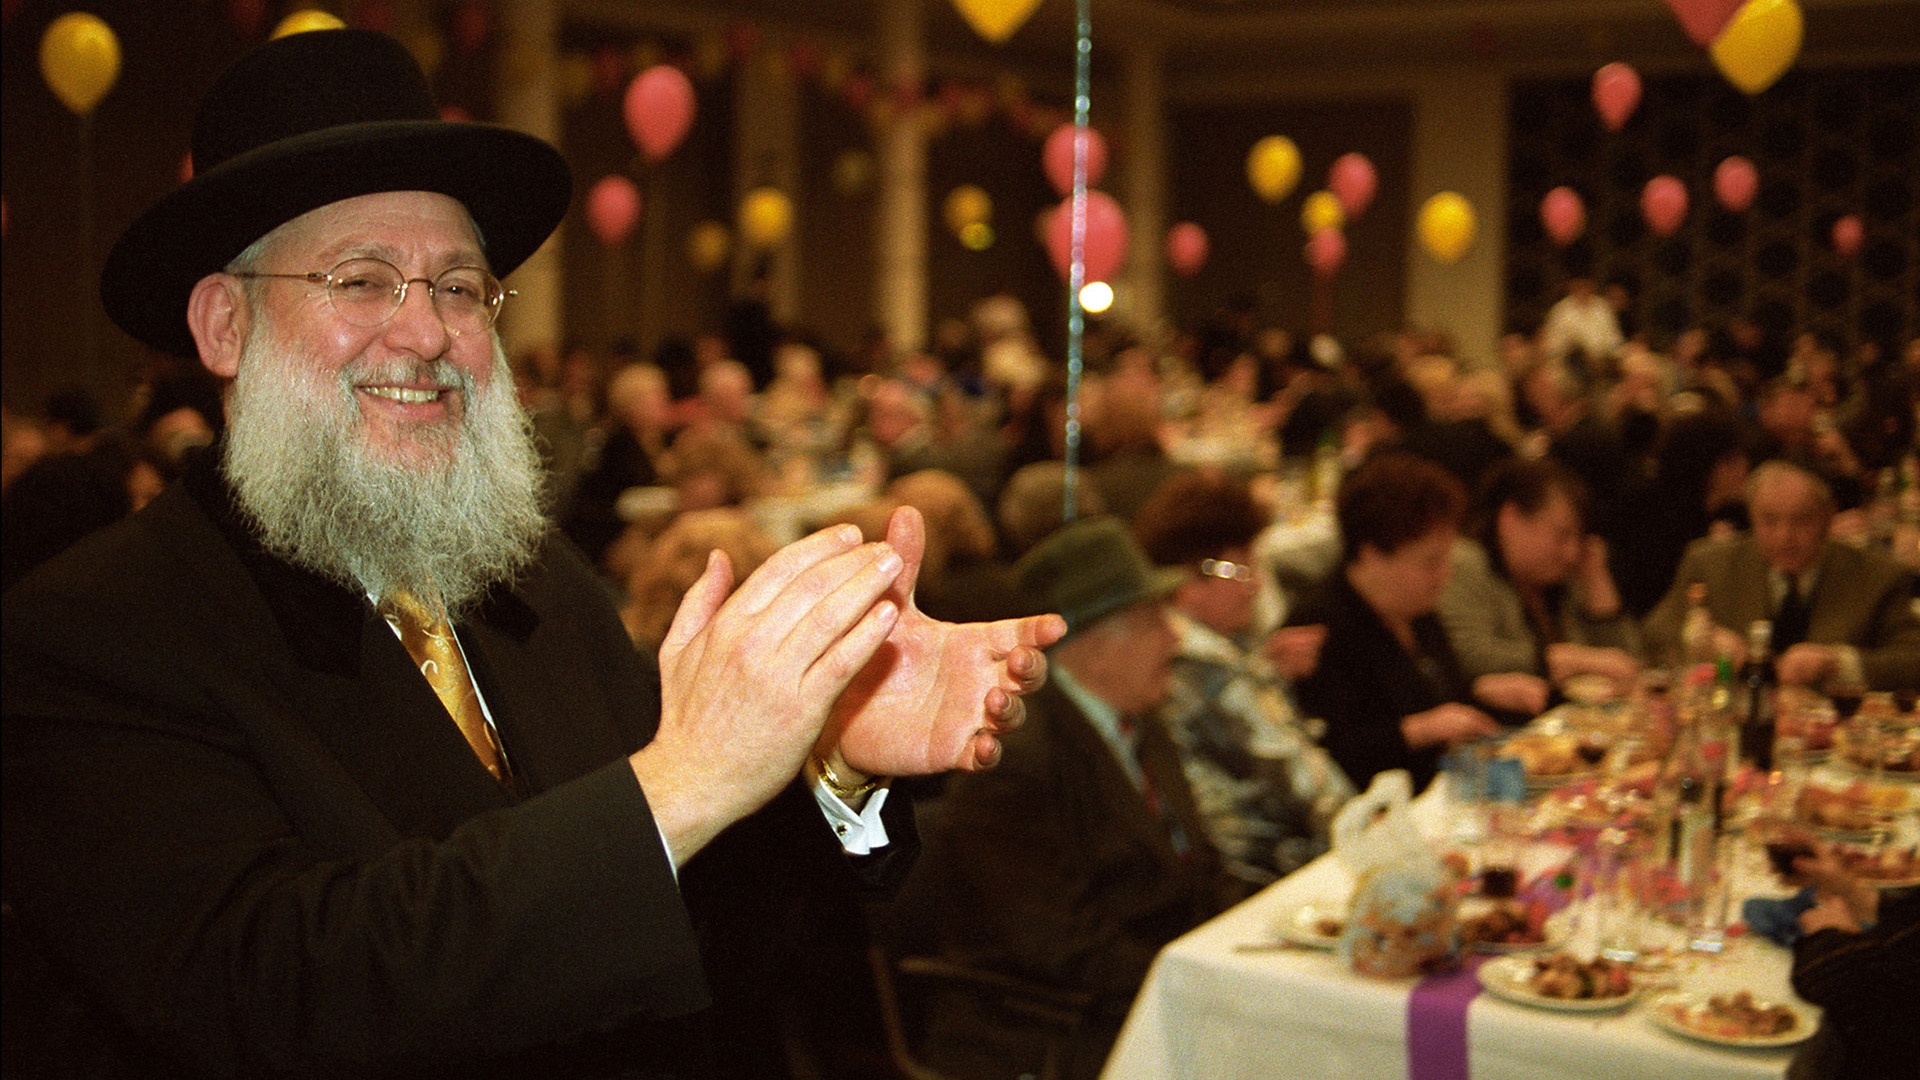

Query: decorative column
[1119,41,1167,343]
[493,0,564,360]
[733,41,802,323]
[1404,68,1506,365]
[873,0,928,354]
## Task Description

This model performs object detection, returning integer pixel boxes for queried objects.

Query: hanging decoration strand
[1061,0,1093,523]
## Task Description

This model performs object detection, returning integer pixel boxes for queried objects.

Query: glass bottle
[1740,620,1777,772]
[1679,582,1717,673]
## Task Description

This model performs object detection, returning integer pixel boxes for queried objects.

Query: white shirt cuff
[805,766,893,855]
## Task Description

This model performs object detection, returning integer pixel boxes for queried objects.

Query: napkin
[1742,887,1817,946]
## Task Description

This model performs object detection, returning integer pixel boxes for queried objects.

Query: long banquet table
[1101,779,1812,1080]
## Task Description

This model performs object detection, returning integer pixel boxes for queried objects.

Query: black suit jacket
[904,679,1230,1080]
[2,461,911,1079]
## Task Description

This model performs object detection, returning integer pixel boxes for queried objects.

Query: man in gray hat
[2,29,1061,1079]
[900,516,1236,1080]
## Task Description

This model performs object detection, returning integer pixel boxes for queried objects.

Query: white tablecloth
[1102,783,1811,1080]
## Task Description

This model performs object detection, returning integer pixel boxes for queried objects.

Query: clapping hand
[823,506,1065,778]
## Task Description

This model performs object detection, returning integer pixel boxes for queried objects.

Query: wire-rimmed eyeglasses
[233,257,512,337]
[1198,558,1256,582]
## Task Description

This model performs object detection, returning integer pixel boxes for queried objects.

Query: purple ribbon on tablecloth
[1407,953,1488,1080]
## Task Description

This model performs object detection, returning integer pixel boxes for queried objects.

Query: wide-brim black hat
[102,28,572,358]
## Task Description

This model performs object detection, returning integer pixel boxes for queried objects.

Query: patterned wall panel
[1506,66,1919,353]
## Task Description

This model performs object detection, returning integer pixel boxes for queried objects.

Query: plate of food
[1458,898,1554,953]
[1835,722,1920,779]
[1796,776,1914,839]
[1560,673,1623,704]
[1274,900,1347,950]
[1476,952,1636,1012]
[1501,731,1600,791]
[1835,844,1920,890]
[1647,990,1813,1049]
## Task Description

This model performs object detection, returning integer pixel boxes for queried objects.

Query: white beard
[222,315,549,617]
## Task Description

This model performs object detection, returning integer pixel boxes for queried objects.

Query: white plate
[1475,954,1637,1012]
[1275,900,1346,949]
[1646,990,1815,1049]
[1560,673,1621,704]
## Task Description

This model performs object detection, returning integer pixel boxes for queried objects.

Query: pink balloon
[1592,62,1642,132]
[452,1,490,54]
[1661,0,1745,47]
[1306,228,1346,279]
[1042,123,1109,198]
[1540,186,1587,248]
[228,0,265,39]
[1165,222,1209,278]
[624,65,696,162]
[352,0,395,32]
[1641,175,1689,237]
[1831,214,1863,258]
[1045,191,1128,283]
[586,175,642,246]
[1327,153,1378,218]
[1713,156,1758,212]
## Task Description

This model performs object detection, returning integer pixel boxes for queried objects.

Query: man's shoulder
[1677,531,1757,570]
[1445,538,1497,581]
[1821,540,1912,594]
[5,482,220,614]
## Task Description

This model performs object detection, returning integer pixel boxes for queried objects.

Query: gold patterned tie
[381,591,513,786]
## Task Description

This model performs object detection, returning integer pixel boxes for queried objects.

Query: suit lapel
[169,463,517,839]
[459,598,640,798]
[1046,683,1189,865]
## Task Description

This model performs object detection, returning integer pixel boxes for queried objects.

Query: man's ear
[187,273,249,380]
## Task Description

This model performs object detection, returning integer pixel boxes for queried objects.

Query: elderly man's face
[1749,471,1831,576]
[248,191,496,470]
[216,190,547,611]
[1067,599,1179,716]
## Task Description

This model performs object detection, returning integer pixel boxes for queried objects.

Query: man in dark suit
[1644,460,1920,690]
[2,30,1061,1079]
[905,518,1238,1080]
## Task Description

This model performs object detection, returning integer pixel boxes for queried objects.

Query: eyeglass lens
[1199,559,1253,581]
[325,258,503,335]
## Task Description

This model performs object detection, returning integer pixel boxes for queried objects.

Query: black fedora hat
[101,28,572,358]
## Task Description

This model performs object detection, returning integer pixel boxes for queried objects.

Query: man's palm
[825,507,1062,775]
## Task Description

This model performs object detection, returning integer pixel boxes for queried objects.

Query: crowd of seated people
[5,279,1919,1078]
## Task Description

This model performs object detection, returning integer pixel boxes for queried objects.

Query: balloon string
[1061,0,1092,524]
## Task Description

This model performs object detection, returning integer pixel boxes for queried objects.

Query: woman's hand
[1472,672,1551,716]
[1264,624,1328,682]
[1401,703,1503,750]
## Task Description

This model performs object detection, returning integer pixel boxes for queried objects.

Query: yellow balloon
[1246,136,1302,204]
[952,0,1044,44]
[1709,0,1803,95]
[943,185,993,236]
[831,150,873,197]
[38,12,121,117]
[1417,192,1477,263]
[1301,190,1346,236]
[738,187,793,248]
[397,28,446,80]
[272,10,347,40]
[687,220,731,273]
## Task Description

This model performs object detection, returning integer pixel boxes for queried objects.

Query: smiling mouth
[361,386,446,404]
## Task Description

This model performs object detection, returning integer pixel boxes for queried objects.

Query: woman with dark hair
[1287,453,1524,792]
[1438,458,1642,703]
